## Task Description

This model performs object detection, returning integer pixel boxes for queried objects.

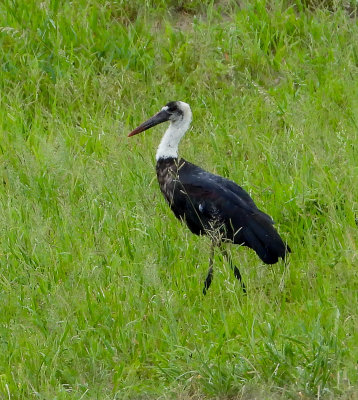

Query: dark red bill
[128,109,171,137]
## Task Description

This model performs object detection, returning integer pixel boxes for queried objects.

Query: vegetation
[0,0,357,398]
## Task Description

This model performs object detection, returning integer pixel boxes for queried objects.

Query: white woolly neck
[156,103,192,161]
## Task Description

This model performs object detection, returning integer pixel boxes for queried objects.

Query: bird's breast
[156,157,180,206]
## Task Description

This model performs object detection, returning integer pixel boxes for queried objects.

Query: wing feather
[172,158,290,263]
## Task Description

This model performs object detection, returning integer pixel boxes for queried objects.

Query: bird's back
[156,157,290,264]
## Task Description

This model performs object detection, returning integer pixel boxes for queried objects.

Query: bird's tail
[237,213,291,264]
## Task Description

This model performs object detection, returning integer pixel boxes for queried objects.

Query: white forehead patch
[162,106,169,111]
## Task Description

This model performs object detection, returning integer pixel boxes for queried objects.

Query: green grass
[0,0,358,398]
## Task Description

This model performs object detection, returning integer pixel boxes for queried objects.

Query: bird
[128,101,291,294]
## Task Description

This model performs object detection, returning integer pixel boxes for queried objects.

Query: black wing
[172,159,290,264]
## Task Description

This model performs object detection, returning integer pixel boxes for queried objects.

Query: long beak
[128,109,170,137]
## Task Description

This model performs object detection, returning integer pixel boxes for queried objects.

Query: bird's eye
[162,106,175,114]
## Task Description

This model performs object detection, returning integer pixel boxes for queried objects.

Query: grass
[0,0,358,398]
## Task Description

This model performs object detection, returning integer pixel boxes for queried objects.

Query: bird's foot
[203,266,213,295]
[233,265,247,294]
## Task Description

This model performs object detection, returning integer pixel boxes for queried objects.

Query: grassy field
[1,0,358,398]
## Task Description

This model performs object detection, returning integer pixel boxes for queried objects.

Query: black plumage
[156,157,290,265]
[129,101,290,293]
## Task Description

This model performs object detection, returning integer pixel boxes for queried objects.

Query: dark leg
[232,265,246,293]
[203,241,215,295]
[221,247,246,293]
[203,265,213,295]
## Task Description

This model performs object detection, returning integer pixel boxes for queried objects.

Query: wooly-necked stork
[129,101,290,294]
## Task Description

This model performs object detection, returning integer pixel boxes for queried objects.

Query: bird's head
[128,101,192,137]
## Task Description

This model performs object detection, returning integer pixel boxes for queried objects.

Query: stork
[128,101,290,294]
